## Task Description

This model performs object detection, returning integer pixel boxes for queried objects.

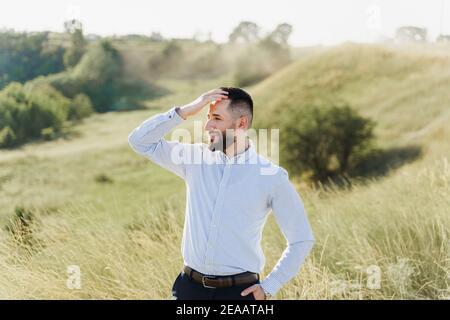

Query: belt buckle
[202,275,217,289]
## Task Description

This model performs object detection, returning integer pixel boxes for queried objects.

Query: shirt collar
[216,139,257,164]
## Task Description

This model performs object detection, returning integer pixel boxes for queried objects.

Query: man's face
[204,99,237,152]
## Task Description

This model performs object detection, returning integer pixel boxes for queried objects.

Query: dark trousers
[171,270,259,300]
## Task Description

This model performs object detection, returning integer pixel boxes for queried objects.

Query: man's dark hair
[220,87,254,128]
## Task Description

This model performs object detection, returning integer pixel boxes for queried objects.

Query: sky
[1,0,449,46]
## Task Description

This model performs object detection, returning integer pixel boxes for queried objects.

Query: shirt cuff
[173,106,186,121]
[259,274,284,297]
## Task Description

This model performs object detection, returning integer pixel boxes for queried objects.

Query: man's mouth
[209,132,219,143]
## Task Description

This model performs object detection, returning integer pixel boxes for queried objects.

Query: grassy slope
[252,43,450,150]
[0,44,449,299]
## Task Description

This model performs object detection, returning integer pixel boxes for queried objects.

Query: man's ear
[238,116,248,129]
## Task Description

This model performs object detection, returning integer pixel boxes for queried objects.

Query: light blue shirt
[128,106,315,296]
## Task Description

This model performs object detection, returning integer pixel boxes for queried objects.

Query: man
[128,87,315,300]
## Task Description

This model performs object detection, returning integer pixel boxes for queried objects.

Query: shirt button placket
[204,162,232,273]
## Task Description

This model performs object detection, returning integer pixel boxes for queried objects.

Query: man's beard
[208,130,235,152]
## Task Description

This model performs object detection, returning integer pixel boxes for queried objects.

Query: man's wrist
[175,106,187,120]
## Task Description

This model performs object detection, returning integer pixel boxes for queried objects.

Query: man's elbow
[127,131,142,153]
[128,132,135,147]
[295,238,315,256]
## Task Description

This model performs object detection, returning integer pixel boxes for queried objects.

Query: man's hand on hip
[240,284,267,300]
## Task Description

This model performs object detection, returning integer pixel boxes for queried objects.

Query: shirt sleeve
[127,106,192,179]
[259,168,315,297]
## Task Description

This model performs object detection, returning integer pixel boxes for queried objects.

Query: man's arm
[127,106,189,179]
[259,168,315,297]
[127,89,228,178]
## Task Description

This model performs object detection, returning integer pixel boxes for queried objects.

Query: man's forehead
[208,99,229,115]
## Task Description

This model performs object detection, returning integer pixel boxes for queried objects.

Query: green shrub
[279,103,375,182]
[68,93,94,121]
[94,173,114,184]
[0,82,70,147]
[40,127,55,140]
[0,126,17,148]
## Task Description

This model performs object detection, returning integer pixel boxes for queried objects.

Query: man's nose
[204,120,214,131]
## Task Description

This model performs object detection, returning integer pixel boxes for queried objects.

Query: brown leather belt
[183,265,259,288]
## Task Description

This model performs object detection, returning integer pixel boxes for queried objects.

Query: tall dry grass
[1,156,448,299]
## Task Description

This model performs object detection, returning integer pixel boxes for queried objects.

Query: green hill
[252,43,450,158]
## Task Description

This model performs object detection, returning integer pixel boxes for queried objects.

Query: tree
[233,37,291,86]
[0,30,65,89]
[63,20,86,68]
[149,32,164,41]
[228,21,260,44]
[268,23,293,46]
[280,104,375,182]
[437,34,450,43]
[70,40,123,112]
[395,26,427,43]
[232,23,293,86]
[148,40,183,78]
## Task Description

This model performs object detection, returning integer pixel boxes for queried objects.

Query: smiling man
[128,87,315,300]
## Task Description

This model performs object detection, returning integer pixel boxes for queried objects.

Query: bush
[0,82,70,148]
[0,126,16,148]
[68,93,94,121]
[40,127,56,140]
[279,103,375,182]
[94,173,114,184]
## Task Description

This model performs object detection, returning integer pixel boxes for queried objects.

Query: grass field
[0,43,449,299]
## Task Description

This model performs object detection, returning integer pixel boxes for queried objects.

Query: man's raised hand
[176,88,228,120]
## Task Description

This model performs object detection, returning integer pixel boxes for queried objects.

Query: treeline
[0,24,158,149]
[0,31,65,89]
[147,21,294,86]
[40,40,150,113]
[0,20,296,149]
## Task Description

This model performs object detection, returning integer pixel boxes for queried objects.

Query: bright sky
[1,0,449,46]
